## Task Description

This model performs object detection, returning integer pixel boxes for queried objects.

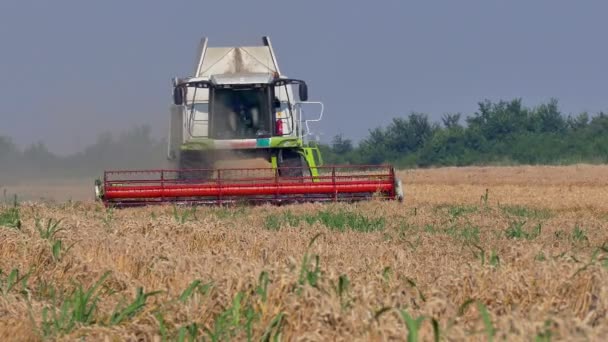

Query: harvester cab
[96,37,404,206]
[167,36,324,178]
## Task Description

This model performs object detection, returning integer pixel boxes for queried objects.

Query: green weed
[0,195,21,229]
[172,205,197,224]
[570,225,588,243]
[265,210,385,232]
[481,188,489,206]
[204,300,234,341]
[571,247,608,277]
[297,233,324,291]
[400,310,425,342]
[51,239,76,262]
[403,235,422,252]
[256,271,270,303]
[308,210,385,232]
[264,214,282,231]
[212,206,248,220]
[447,205,478,219]
[110,287,162,325]
[261,312,284,342]
[282,211,301,227]
[156,312,168,340]
[423,224,438,234]
[601,242,608,269]
[382,266,393,283]
[505,221,542,240]
[177,322,200,342]
[163,281,267,342]
[40,271,110,337]
[332,274,350,309]
[35,218,64,240]
[179,280,213,303]
[298,254,321,289]
[505,220,526,239]
[33,279,58,302]
[501,205,552,219]
[457,300,495,341]
[489,250,500,267]
[434,204,478,219]
[203,291,261,341]
[535,320,553,342]
[478,302,495,341]
[0,268,30,296]
[405,278,426,304]
[472,245,499,267]
[535,251,547,261]
[33,216,73,262]
[446,224,480,243]
[554,229,566,240]
[530,223,543,239]
[102,207,114,227]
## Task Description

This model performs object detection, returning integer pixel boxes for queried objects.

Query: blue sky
[1,0,606,154]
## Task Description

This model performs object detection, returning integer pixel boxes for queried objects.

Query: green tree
[0,136,19,161]
[467,99,529,139]
[441,113,462,129]
[331,134,353,155]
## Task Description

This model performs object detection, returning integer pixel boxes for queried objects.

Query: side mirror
[299,83,308,102]
[173,86,184,105]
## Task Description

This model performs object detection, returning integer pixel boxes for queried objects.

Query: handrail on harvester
[98,164,403,207]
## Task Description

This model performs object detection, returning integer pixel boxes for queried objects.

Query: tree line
[321,99,608,167]
[0,126,166,182]
[1,98,607,182]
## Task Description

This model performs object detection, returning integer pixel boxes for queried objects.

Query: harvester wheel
[178,152,213,181]
[278,150,309,179]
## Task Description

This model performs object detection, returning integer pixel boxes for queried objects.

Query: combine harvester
[95,37,403,207]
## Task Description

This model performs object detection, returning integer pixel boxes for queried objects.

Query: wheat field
[1,165,607,341]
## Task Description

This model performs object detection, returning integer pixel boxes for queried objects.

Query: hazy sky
[1,0,606,154]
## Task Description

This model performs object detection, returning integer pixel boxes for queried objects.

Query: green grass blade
[261,312,284,342]
[431,318,440,342]
[477,302,495,341]
[179,280,201,303]
[400,309,424,342]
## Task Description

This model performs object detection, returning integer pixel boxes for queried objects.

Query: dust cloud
[0,126,281,201]
[0,126,169,201]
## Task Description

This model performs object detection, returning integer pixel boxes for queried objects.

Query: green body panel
[178,137,323,180]
[300,146,322,178]
[180,137,303,151]
[270,156,278,169]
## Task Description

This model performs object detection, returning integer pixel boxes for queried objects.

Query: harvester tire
[178,152,213,181]
[278,150,308,179]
